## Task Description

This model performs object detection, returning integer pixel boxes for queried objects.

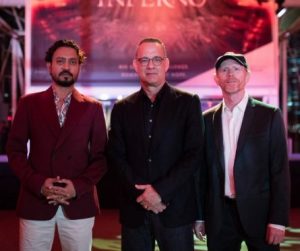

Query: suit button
[148,158,152,163]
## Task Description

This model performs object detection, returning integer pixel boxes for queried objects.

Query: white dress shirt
[221,93,285,231]
[222,93,248,198]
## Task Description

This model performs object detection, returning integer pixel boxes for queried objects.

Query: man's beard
[51,71,77,87]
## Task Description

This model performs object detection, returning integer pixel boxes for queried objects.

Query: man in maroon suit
[6,39,107,251]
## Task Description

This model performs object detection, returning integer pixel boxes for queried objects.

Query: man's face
[214,59,250,95]
[133,42,169,88]
[47,47,80,87]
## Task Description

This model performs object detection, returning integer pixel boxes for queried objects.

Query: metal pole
[280,32,289,151]
[11,36,18,118]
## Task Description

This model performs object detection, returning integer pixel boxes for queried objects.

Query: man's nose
[227,69,234,76]
[146,59,155,68]
[62,61,71,70]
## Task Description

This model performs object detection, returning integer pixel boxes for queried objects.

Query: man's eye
[153,57,163,63]
[140,58,149,64]
[69,60,77,65]
[56,59,64,64]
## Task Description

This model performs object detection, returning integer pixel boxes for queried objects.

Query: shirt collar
[52,86,73,103]
[223,92,249,113]
[140,82,167,103]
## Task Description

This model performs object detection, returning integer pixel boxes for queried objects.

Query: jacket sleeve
[268,109,290,226]
[6,96,46,196]
[107,103,143,199]
[152,95,205,204]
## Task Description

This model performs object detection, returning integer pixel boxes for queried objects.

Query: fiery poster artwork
[28,0,276,92]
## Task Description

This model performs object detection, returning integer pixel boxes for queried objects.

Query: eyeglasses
[136,56,166,66]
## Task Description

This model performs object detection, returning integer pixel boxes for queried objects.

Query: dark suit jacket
[203,97,290,237]
[108,84,204,228]
[6,87,107,220]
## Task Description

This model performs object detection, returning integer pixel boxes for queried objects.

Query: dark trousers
[121,212,194,251]
[207,198,280,251]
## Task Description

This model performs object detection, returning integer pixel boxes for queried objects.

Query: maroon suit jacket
[6,87,107,220]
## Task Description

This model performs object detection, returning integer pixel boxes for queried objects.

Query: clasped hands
[41,176,76,206]
[135,184,167,214]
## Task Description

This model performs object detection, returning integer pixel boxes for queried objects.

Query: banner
[27,0,278,101]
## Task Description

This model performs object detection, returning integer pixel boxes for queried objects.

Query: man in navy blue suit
[194,52,290,251]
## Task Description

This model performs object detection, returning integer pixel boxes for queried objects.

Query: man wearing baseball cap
[194,52,290,251]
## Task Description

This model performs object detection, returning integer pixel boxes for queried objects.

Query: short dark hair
[135,37,167,58]
[44,39,86,64]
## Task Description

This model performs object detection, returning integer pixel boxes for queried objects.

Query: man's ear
[213,73,220,86]
[245,70,251,83]
[164,57,170,72]
[132,59,138,73]
[46,62,51,73]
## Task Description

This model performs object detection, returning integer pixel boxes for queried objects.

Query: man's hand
[41,176,76,205]
[193,221,206,241]
[135,184,167,214]
[266,225,285,245]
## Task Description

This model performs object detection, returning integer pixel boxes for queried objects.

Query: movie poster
[27,0,278,99]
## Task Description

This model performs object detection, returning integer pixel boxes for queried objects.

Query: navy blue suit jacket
[203,97,290,237]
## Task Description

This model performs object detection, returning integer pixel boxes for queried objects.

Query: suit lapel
[54,89,85,150]
[130,91,147,155]
[236,98,255,156]
[151,85,175,150]
[212,103,225,174]
[41,87,61,138]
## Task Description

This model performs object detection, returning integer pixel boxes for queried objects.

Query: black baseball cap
[215,52,248,69]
